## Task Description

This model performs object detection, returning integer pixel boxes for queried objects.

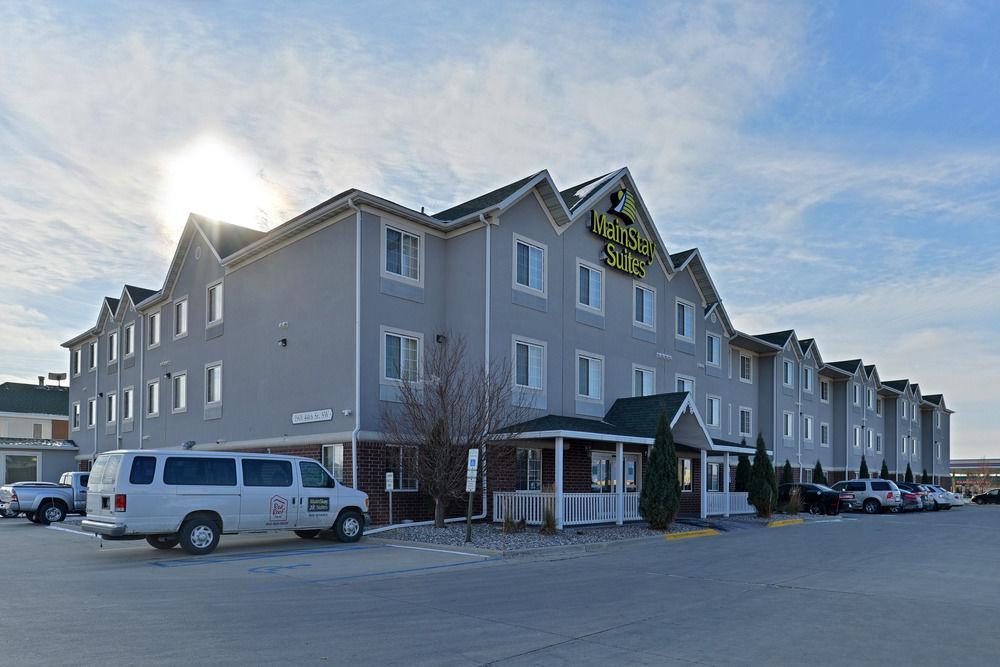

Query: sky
[1,1,997,457]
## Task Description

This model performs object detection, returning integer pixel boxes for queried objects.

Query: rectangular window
[514,340,544,390]
[147,311,160,347]
[386,445,419,490]
[853,383,861,406]
[88,341,97,370]
[901,436,907,454]
[174,298,188,337]
[72,349,81,376]
[901,401,907,418]
[146,380,159,417]
[163,457,237,486]
[739,353,752,383]
[577,353,603,400]
[385,332,419,382]
[123,323,134,357]
[72,402,80,429]
[106,392,116,423]
[914,440,919,458]
[633,367,654,397]
[322,444,345,482]
[803,367,813,393]
[675,299,694,339]
[853,426,861,448]
[634,284,655,328]
[205,363,222,405]
[936,412,941,428]
[783,360,794,387]
[876,434,883,453]
[122,387,134,421]
[820,380,829,402]
[739,408,752,437]
[706,334,721,367]
[207,282,223,325]
[866,430,873,449]
[876,397,883,416]
[577,262,603,311]
[516,448,542,491]
[912,404,918,422]
[866,388,875,410]
[678,459,692,491]
[172,373,187,412]
[936,442,941,459]
[514,238,544,293]
[31,423,41,438]
[129,456,157,485]
[385,226,420,281]
[87,399,96,427]
[820,423,830,446]
[783,411,794,438]
[706,396,721,428]
[707,462,721,492]
[241,459,293,487]
[675,375,694,394]
[108,331,118,363]
[803,415,813,441]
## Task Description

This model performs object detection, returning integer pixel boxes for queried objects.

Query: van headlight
[364,497,369,510]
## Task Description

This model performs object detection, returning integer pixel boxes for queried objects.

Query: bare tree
[973,458,992,496]
[382,335,533,529]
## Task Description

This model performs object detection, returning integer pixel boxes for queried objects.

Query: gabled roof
[827,359,863,375]
[669,249,697,267]
[754,330,796,348]
[923,394,944,405]
[880,379,909,396]
[0,382,69,416]
[603,393,691,437]
[124,285,158,305]
[730,331,782,354]
[863,364,881,386]
[558,171,618,212]
[434,172,541,221]
[191,214,267,259]
[103,296,120,315]
[798,338,814,354]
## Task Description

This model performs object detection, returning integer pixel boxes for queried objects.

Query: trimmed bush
[880,459,890,480]
[921,469,930,483]
[813,460,827,486]
[859,455,869,479]
[639,411,681,529]
[782,459,793,485]
[905,463,914,483]
[748,433,778,518]
[734,453,751,492]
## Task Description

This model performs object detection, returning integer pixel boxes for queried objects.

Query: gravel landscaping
[373,521,697,552]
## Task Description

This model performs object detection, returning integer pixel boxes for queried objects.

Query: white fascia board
[511,430,653,446]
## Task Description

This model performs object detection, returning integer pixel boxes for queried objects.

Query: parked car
[898,489,922,512]
[777,483,842,515]
[948,490,964,507]
[81,450,370,555]
[830,479,903,514]
[923,484,952,510]
[0,472,89,524]
[896,482,932,511]
[972,489,1000,505]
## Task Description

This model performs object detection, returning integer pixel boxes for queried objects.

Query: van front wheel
[146,535,180,550]
[334,511,363,543]
[178,516,221,555]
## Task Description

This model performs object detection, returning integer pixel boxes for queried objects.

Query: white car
[82,450,370,555]
[947,489,964,507]
[922,484,953,511]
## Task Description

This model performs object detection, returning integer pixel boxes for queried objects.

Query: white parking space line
[384,543,492,558]
[46,525,98,538]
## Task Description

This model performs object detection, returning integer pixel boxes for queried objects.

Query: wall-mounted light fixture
[436,334,447,344]
[277,338,287,347]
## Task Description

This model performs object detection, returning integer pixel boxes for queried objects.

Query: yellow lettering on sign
[591,210,655,278]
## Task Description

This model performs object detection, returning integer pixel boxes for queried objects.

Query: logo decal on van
[269,495,289,524]
[307,497,330,513]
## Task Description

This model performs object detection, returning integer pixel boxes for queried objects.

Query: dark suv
[777,483,843,515]
[972,489,1000,505]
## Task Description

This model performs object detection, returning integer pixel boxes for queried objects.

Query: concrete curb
[364,536,502,557]
[767,518,805,528]
[666,528,719,540]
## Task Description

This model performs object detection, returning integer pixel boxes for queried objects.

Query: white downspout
[93,338,99,462]
[348,197,361,489]
[138,314,144,449]
[115,325,122,448]
[796,360,803,482]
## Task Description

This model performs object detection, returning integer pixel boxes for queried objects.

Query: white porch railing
[493,492,642,525]
[705,491,755,516]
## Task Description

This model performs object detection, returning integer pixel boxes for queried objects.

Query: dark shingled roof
[0,382,69,416]
[558,171,617,211]
[0,437,77,450]
[124,285,158,305]
[670,249,696,267]
[103,296,120,314]
[504,415,628,436]
[755,330,795,347]
[828,359,863,375]
[713,437,751,449]
[923,394,943,405]
[433,172,540,221]
[194,216,267,258]
[503,392,691,440]
[798,338,814,354]
[882,379,910,393]
[864,364,877,378]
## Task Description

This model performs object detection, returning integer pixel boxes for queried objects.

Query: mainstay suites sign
[589,189,656,278]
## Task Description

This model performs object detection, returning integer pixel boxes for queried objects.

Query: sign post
[385,472,394,525]
[465,449,479,543]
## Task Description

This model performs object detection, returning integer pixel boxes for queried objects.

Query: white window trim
[205,361,223,406]
[381,222,424,287]
[782,411,794,438]
[516,447,543,493]
[678,458,693,492]
[866,387,875,411]
[706,394,722,428]
[803,415,813,441]
[803,366,813,393]
[819,379,830,403]
[386,444,420,492]
[512,335,546,392]
[88,341,97,372]
[674,297,695,342]
[866,429,874,449]
[106,391,117,424]
[876,434,883,453]
[936,442,941,459]
[853,426,861,448]
[71,401,81,431]
[122,385,135,422]
[171,371,188,414]
[87,398,96,429]
[631,363,656,397]
[936,412,941,428]
[146,379,160,418]
[71,349,81,377]
[739,407,753,437]
[739,352,753,384]
[173,296,189,340]
[782,359,794,388]
[632,281,656,330]
[575,349,605,402]
[674,373,696,395]
[147,310,161,350]
[511,233,547,297]
[380,326,424,385]
[706,333,722,368]
[876,397,883,417]
[853,383,861,406]
[107,331,118,365]
[206,279,224,327]
[820,422,830,447]
[123,322,135,359]
[575,258,605,315]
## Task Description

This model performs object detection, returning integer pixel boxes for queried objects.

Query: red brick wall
[78,460,91,472]
[678,455,701,516]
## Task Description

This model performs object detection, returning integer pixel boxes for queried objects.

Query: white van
[81,450,370,555]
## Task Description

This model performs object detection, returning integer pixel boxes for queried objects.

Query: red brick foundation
[78,460,91,472]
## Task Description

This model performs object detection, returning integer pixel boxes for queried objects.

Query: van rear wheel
[146,535,180,550]
[178,516,221,555]
[334,511,364,543]
[294,530,321,539]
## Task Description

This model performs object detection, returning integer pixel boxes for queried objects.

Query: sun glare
[157,135,284,238]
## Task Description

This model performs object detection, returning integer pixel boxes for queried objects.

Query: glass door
[591,453,642,493]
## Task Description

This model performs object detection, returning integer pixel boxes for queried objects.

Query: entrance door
[591,453,642,493]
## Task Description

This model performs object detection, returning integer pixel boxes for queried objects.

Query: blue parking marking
[150,543,382,568]
[298,555,501,584]
[248,563,313,575]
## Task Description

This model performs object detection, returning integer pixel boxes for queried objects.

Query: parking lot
[3,506,999,665]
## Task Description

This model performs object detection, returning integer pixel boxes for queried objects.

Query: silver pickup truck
[0,471,89,524]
